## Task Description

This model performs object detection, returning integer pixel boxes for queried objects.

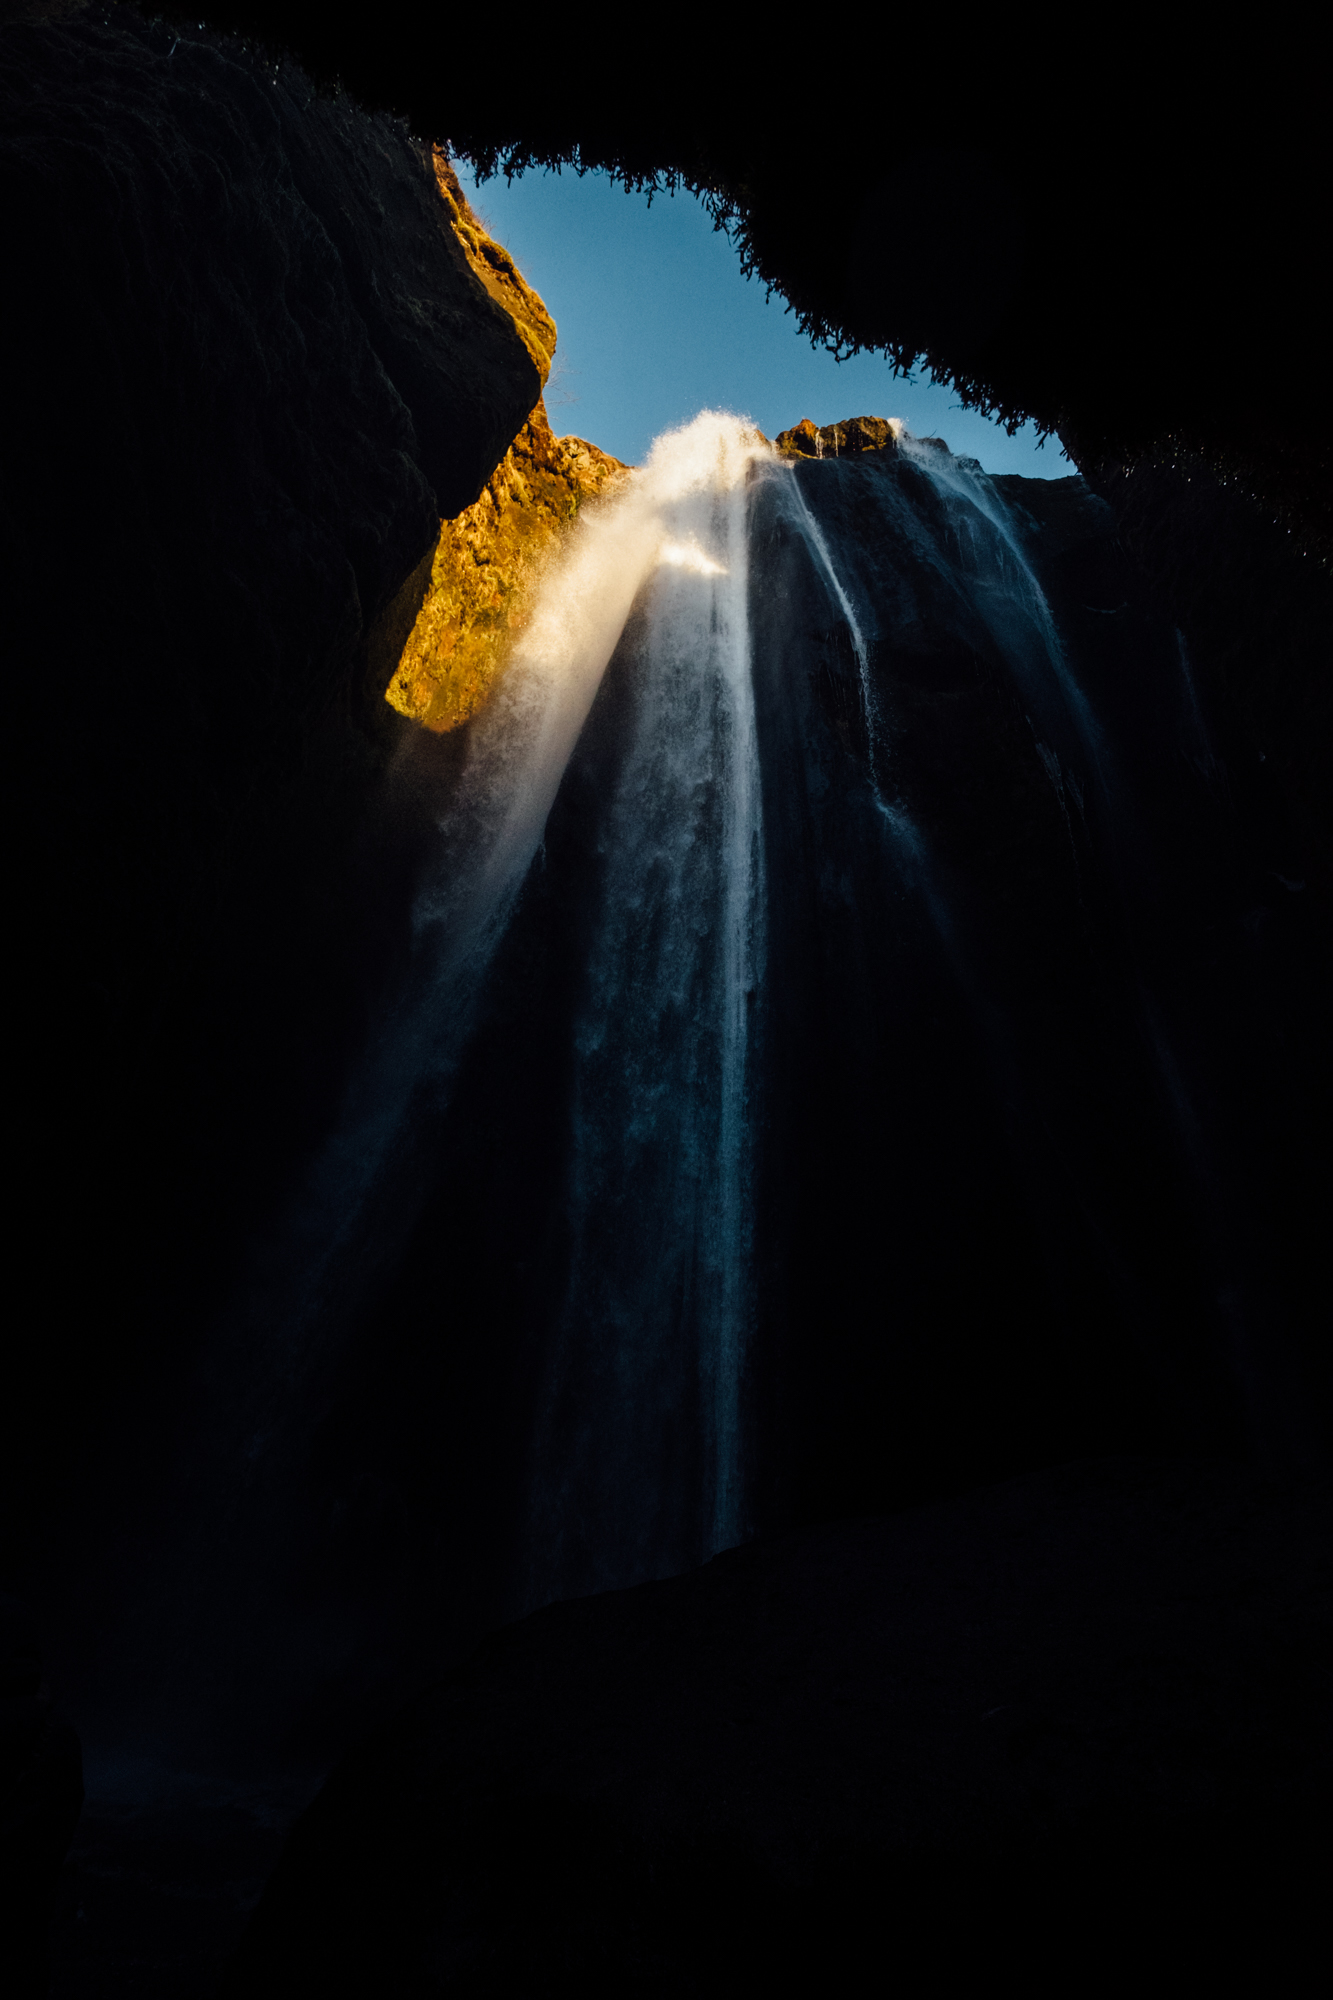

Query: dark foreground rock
[47,1764,315,2000]
[225,1459,1331,1994]
[1,3,541,1606]
[1,1599,83,1999]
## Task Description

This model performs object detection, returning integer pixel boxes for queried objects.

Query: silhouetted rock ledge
[225,1459,1332,1994]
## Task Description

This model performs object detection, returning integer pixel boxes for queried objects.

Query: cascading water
[523,415,768,1598]
[154,406,1303,1762]
[214,413,771,1613]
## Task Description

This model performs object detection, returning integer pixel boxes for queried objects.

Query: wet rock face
[744,448,1301,1517]
[0,7,542,1560]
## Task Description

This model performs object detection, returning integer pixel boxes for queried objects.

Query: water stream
[526,414,768,1595]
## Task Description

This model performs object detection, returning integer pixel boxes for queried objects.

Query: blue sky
[455,160,1073,478]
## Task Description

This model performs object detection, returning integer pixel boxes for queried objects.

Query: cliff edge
[377,155,629,732]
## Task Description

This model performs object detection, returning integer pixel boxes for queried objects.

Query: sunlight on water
[658,540,728,575]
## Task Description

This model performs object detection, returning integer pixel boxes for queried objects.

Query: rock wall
[384,397,628,732]
[0,5,545,1583]
[1074,450,1333,1441]
[774,415,901,459]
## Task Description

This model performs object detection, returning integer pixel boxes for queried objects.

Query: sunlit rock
[430,150,558,388]
[378,161,629,732]
[386,398,629,732]
[775,414,902,458]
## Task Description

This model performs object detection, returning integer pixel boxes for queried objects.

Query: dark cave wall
[1075,451,1333,1444]
[0,6,541,1573]
[1080,453,1333,885]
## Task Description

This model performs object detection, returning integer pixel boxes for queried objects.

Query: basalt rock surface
[1,5,545,1595]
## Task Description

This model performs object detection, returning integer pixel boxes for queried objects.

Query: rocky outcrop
[430,149,558,390]
[224,1459,1332,1995]
[385,398,628,731]
[369,154,628,733]
[775,414,900,458]
[0,6,545,1585]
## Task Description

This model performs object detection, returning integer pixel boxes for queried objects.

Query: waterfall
[220,413,672,1415]
[218,411,769,1602]
[132,404,1313,1768]
[781,469,883,796]
[526,413,769,1599]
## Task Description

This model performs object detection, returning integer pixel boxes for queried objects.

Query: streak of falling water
[529,412,769,1601]
[898,433,1110,792]
[781,465,884,797]
[779,451,952,934]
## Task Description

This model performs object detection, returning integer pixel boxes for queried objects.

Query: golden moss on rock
[386,398,629,732]
[775,415,903,459]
